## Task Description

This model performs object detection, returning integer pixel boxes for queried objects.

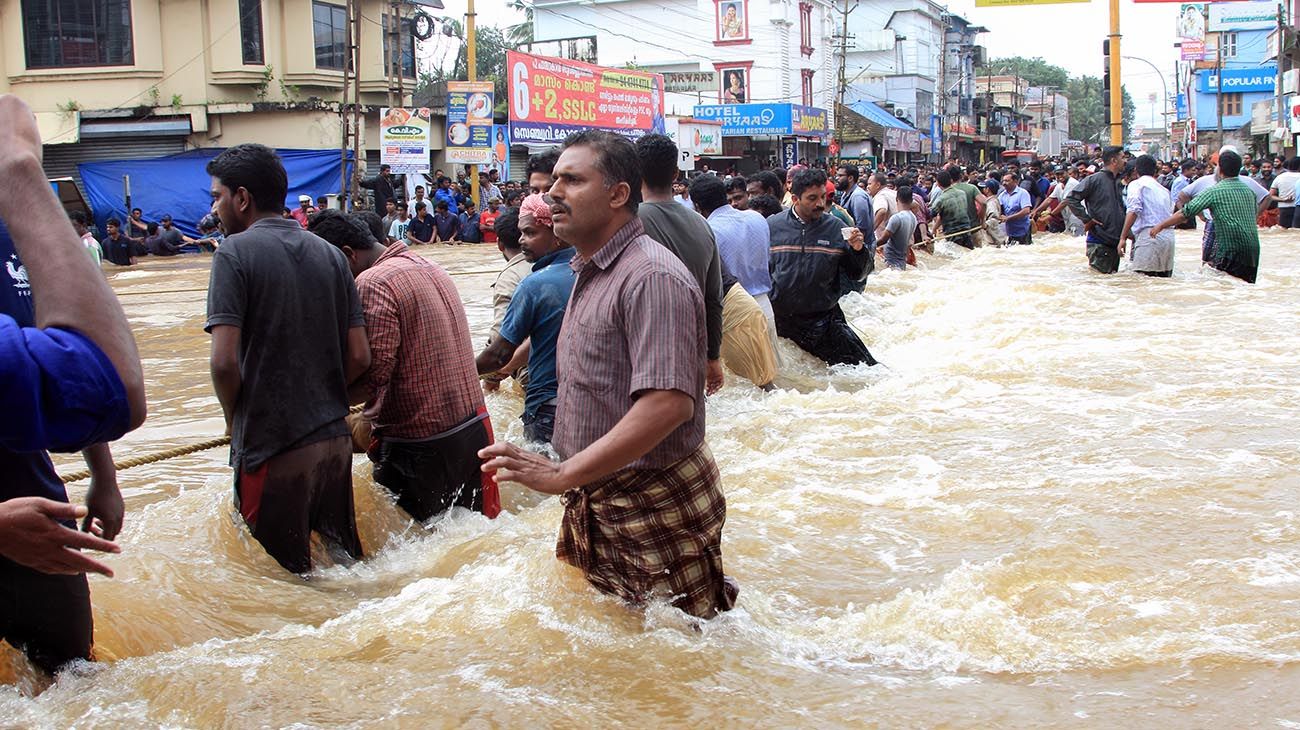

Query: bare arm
[344,325,371,386]
[479,389,694,495]
[209,324,242,432]
[476,335,519,375]
[0,95,145,430]
[81,442,124,541]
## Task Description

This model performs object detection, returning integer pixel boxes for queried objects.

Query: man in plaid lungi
[479,131,738,619]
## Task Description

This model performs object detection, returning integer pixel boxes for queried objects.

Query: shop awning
[837,102,921,152]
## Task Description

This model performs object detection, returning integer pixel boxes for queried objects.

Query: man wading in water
[478,131,738,619]
[206,144,370,574]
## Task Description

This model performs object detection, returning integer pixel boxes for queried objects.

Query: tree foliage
[989,56,1136,144]
[414,24,511,114]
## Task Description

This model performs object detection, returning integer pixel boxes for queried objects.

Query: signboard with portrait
[1178,4,1206,60]
[715,0,749,44]
[718,66,749,103]
[507,50,665,144]
[446,81,494,164]
[380,107,433,173]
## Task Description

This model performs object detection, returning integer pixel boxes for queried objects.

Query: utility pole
[1216,33,1224,152]
[467,0,480,208]
[340,0,353,204]
[386,2,397,110]
[1108,0,1123,145]
[1277,1,1286,155]
[351,0,362,209]
[835,0,852,148]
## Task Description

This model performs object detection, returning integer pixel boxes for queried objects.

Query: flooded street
[4,231,1300,727]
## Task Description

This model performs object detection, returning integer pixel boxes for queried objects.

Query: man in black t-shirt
[204,144,371,574]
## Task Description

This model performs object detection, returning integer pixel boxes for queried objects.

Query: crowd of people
[6,74,1292,682]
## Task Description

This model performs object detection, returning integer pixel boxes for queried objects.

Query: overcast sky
[432,0,1187,132]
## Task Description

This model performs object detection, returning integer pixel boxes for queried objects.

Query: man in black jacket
[767,168,876,366]
[360,164,396,213]
[1066,145,1126,274]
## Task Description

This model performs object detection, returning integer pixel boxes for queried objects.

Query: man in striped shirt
[479,130,737,619]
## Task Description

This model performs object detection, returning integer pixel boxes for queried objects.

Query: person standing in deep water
[478,131,738,619]
[205,143,370,574]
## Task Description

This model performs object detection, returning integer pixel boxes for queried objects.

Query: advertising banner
[779,138,798,168]
[791,105,830,138]
[1178,4,1206,60]
[507,50,665,144]
[677,121,725,156]
[446,81,494,165]
[1200,66,1278,93]
[884,127,921,152]
[1209,1,1276,31]
[380,108,433,174]
[488,124,510,182]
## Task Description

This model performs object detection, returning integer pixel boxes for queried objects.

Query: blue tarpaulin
[78,148,354,237]
[847,101,916,131]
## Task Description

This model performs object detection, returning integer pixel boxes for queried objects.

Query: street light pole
[1123,55,1170,148]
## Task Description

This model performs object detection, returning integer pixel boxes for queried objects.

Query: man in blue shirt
[997,173,1034,246]
[475,194,576,444]
[433,177,460,215]
[0,94,146,674]
[406,201,434,245]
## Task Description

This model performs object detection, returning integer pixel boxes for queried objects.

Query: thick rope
[60,404,365,484]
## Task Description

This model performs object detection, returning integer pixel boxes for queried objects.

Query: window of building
[1221,32,1237,58]
[314,2,348,71]
[799,2,813,57]
[382,14,416,78]
[240,0,264,65]
[1218,92,1243,116]
[22,0,134,69]
[801,69,815,107]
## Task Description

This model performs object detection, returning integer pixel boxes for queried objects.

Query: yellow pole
[467,0,480,208]
[1109,0,1123,146]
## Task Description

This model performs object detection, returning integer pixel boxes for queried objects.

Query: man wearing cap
[476,194,576,444]
[290,195,315,228]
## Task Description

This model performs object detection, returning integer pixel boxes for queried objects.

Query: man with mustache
[479,130,737,619]
[766,167,876,366]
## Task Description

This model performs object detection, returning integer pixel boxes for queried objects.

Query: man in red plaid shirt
[308,210,499,521]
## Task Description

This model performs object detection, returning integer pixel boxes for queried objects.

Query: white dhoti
[1131,228,1175,273]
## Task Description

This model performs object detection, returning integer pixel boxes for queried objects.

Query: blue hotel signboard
[693,103,830,138]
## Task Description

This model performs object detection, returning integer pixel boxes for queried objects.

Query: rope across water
[59,405,366,484]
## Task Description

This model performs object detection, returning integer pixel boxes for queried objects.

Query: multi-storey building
[2,0,421,189]
[532,0,839,169]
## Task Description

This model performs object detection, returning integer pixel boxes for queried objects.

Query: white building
[842,0,947,127]
[532,0,841,167]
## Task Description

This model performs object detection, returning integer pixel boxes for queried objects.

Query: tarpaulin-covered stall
[78,148,355,237]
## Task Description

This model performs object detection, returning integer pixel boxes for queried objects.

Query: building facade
[2,0,422,189]
[1188,3,1278,151]
[532,0,839,168]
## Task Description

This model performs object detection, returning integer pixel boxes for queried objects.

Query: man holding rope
[206,144,370,574]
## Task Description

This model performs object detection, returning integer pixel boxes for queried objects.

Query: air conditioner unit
[893,108,908,118]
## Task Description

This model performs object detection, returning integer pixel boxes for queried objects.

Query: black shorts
[1007,232,1032,246]
[236,434,362,574]
[370,412,492,522]
[1087,242,1121,274]
[0,555,93,674]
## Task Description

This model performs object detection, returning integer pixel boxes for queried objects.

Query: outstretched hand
[479,442,573,495]
[0,498,120,577]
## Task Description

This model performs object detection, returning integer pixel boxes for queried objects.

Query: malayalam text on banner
[380,108,433,174]
[446,81,495,165]
[508,51,665,144]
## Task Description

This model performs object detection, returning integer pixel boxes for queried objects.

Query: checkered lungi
[557,443,738,618]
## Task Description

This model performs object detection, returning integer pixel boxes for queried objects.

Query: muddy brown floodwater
[4,232,1300,727]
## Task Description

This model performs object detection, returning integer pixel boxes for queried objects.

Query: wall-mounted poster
[715,0,750,44]
[717,64,750,104]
